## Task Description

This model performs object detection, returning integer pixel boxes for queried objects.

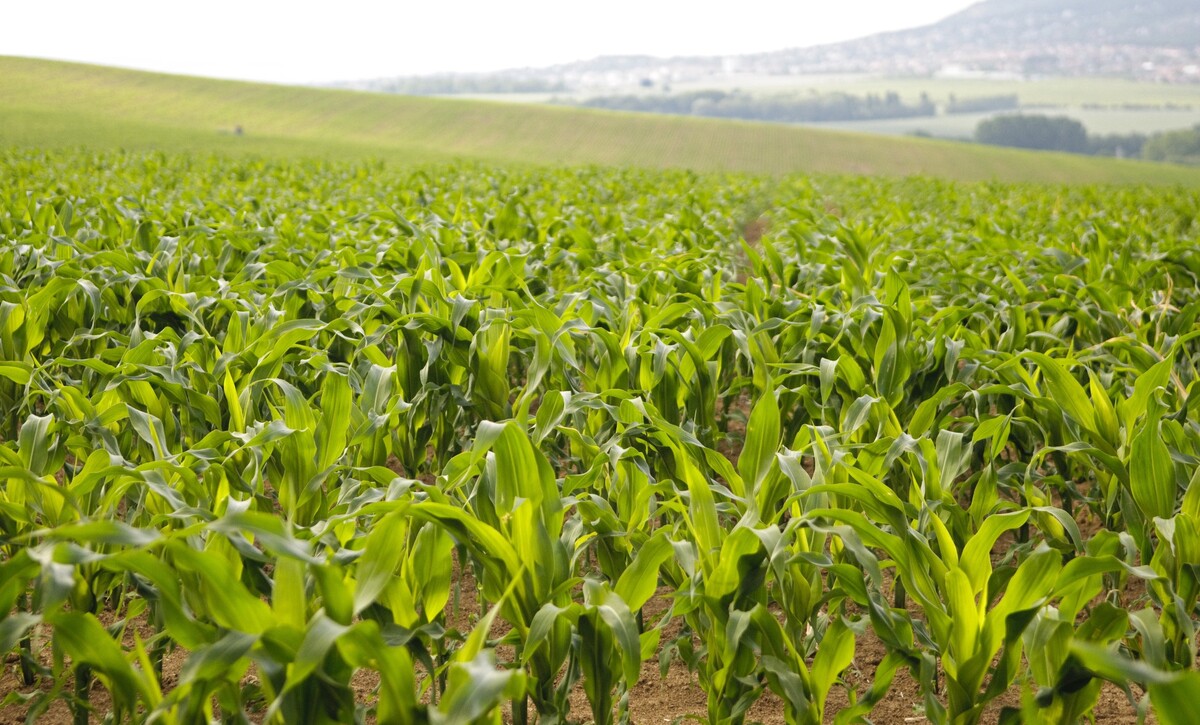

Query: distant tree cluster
[1143,125,1200,165]
[945,94,1019,115]
[974,115,1200,165]
[1087,133,1149,158]
[975,115,1089,153]
[575,90,936,124]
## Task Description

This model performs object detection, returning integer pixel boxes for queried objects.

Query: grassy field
[4,56,1200,184]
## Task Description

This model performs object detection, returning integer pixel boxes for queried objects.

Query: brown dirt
[716,392,751,470]
[742,218,770,246]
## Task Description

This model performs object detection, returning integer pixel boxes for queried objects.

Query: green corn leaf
[959,510,1030,593]
[0,612,39,654]
[1028,352,1097,433]
[811,617,855,708]
[615,530,674,611]
[739,386,781,493]
[588,580,643,686]
[1130,414,1176,520]
[1150,672,1200,725]
[352,509,409,615]
[1088,371,1120,449]
[177,630,255,684]
[678,448,722,563]
[1118,355,1174,435]
[439,651,527,724]
[315,371,352,471]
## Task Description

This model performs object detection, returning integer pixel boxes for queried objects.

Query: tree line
[974,115,1200,164]
[574,90,937,123]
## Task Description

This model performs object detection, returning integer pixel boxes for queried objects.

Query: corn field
[2,149,1199,724]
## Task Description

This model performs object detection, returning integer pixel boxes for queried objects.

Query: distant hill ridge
[353,0,1200,92]
[933,0,1200,47]
[755,0,1200,79]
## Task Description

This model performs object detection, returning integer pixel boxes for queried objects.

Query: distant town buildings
[344,2,1200,96]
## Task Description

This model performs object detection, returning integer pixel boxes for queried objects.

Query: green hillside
[4,56,1200,184]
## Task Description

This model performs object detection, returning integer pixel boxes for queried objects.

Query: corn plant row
[1,149,1198,724]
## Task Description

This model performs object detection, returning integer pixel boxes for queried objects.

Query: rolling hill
[3,56,1200,185]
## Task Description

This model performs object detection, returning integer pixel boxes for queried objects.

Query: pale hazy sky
[4,1,979,84]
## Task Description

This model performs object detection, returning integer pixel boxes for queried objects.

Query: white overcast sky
[3,1,978,84]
